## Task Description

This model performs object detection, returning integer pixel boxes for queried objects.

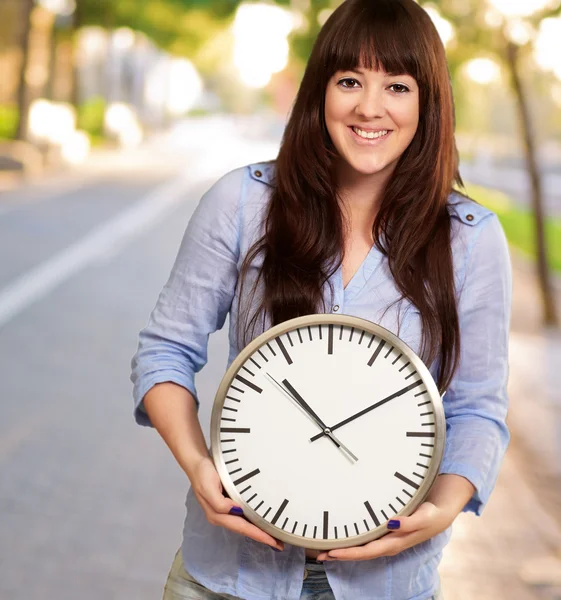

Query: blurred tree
[15,0,34,140]
[433,0,561,327]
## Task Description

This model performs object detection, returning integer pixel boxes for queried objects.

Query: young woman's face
[325,67,420,186]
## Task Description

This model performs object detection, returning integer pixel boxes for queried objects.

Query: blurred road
[0,117,560,600]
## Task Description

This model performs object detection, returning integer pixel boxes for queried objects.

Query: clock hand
[264,373,358,462]
[309,379,423,443]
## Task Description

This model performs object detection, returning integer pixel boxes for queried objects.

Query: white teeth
[352,127,389,139]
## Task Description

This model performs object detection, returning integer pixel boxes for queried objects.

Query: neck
[335,163,393,241]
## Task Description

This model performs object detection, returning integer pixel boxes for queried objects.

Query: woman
[131,0,511,598]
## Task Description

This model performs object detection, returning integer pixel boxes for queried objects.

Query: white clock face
[211,315,444,549]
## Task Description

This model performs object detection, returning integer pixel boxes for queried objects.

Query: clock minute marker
[364,501,380,527]
[381,510,388,520]
[367,339,386,366]
[235,375,262,394]
[395,471,420,490]
[242,365,255,377]
[271,499,289,525]
[275,337,293,365]
[233,468,261,486]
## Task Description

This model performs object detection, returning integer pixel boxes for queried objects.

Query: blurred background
[0,0,560,598]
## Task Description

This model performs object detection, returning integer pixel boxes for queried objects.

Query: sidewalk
[440,255,561,599]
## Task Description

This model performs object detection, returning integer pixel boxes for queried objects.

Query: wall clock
[210,314,445,550]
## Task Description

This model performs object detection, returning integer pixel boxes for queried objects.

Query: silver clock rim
[210,313,446,550]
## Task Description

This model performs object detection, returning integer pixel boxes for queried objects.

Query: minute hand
[310,379,423,443]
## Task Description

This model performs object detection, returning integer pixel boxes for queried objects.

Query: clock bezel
[210,313,446,550]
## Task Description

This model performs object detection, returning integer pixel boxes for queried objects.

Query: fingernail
[388,519,400,530]
[272,547,283,552]
[229,506,244,516]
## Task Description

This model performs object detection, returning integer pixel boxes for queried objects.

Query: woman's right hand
[189,456,284,552]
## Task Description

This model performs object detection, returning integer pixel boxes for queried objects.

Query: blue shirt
[131,162,511,600]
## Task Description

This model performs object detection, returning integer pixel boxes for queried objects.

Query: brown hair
[238,0,465,392]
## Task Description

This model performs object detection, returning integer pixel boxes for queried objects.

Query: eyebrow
[345,68,414,79]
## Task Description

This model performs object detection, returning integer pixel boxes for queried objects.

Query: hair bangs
[325,2,423,84]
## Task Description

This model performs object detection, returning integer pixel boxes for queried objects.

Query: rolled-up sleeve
[130,167,245,426]
[439,214,512,515]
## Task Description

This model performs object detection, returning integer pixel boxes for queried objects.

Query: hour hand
[264,373,358,462]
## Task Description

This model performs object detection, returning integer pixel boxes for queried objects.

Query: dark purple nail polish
[388,520,400,530]
[229,506,244,516]
[272,547,283,552]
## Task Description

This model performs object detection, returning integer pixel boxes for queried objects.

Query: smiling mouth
[348,127,392,144]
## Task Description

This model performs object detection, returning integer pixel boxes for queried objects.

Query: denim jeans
[162,550,444,600]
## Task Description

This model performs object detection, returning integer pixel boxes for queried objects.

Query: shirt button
[333,304,340,312]
[254,170,262,178]
[303,568,309,580]
[466,214,474,222]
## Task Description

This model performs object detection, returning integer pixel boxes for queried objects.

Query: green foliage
[0,105,18,140]
[79,0,236,58]
[466,183,561,273]
[77,96,105,138]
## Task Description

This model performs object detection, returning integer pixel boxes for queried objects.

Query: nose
[355,87,386,120]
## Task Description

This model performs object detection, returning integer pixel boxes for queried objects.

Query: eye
[337,77,360,89]
[389,83,410,94]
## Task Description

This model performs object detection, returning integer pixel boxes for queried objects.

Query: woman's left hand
[316,501,454,562]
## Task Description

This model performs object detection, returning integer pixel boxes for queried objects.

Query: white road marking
[0,172,196,329]
[0,123,280,329]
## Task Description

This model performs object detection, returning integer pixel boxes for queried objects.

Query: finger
[324,529,431,561]
[198,495,284,551]
[196,473,238,515]
[388,502,439,533]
